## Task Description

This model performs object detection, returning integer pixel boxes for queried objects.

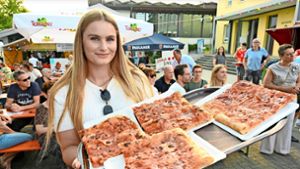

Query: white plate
[193,84,299,141]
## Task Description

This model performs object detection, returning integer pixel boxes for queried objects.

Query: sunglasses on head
[149,74,156,78]
[19,77,30,82]
[100,89,113,115]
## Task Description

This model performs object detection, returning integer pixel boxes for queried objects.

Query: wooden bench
[0,140,41,153]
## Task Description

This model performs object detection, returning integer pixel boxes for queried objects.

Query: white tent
[13,7,153,44]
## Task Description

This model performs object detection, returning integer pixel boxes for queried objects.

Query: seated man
[167,64,191,95]
[154,65,176,93]
[5,70,41,131]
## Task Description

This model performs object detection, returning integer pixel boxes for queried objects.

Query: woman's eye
[107,37,115,42]
[90,37,99,41]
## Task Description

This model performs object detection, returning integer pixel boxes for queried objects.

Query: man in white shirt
[172,49,196,73]
[168,64,191,95]
[28,54,39,68]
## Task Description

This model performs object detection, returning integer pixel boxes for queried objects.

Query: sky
[23,0,89,13]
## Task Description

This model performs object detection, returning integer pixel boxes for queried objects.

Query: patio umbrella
[123,33,185,51]
[12,8,153,43]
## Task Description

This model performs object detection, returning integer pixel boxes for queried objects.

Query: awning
[123,33,184,51]
[266,25,300,45]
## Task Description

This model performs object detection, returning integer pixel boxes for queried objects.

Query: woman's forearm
[61,145,78,167]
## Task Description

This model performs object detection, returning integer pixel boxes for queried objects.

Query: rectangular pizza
[120,128,214,169]
[78,116,146,168]
[133,92,212,135]
[201,81,295,134]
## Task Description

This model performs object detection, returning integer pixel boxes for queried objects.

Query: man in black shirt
[6,70,41,131]
[154,65,175,93]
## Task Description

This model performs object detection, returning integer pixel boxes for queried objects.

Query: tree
[0,0,27,30]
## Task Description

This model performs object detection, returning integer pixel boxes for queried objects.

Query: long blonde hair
[46,9,152,146]
[210,64,227,87]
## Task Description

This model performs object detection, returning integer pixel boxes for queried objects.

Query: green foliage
[188,44,197,53]
[146,51,161,64]
[0,0,27,30]
[204,44,211,54]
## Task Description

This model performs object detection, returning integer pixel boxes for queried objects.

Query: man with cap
[243,38,270,84]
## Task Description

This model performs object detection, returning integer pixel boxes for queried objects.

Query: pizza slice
[120,128,214,169]
[134,92,212,135]
[78,116,145,168]
[201,81,295,135]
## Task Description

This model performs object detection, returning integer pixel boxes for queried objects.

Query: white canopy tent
[12,7,153,44]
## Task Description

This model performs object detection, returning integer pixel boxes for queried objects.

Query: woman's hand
[287,87,299,94]
[71,158,81,169]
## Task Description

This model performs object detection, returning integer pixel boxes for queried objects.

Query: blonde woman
[210,64,227,87]
[47,9,153,168]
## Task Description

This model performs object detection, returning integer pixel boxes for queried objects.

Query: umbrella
[12,9,153,43]
[123,33,185,51]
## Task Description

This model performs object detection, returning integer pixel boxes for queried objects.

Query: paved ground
[208,128,300,169]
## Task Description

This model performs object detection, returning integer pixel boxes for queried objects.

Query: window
[266,15,277,54]
[157,13,178,37]
[223,24,230,43]
[132,12,213,38]
[296,0,300,23]
[202,15,213,38]
[228,0,232,6]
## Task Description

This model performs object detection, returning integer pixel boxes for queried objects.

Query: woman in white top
[46,9,153,168]
[209,64,227,87]
[260,44,300,155]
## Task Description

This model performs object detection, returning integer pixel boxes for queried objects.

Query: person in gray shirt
[213,46,226,67]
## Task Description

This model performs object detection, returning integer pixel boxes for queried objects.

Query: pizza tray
[80,91,221,169]
[101,131,226,169]
[191,85,299,141]
[184,87,292,155]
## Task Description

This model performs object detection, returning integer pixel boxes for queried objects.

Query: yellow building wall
[217,0,274,16]
[215,20,229,52]
[216,2,296,56]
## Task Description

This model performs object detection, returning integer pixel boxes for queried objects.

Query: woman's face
[216,67,227,81]
[83,20,117,68]
[218,47,224,53]
[281,48,295,63]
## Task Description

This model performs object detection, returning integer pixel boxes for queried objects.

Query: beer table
[1,108,36,119]
[184,87,288,155]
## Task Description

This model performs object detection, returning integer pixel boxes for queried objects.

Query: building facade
[215,0,299,56]
[89,0,217,53]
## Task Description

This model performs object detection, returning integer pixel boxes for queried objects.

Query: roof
[89,0,217,14]
[0,28,18,39]
[104,0,218,5]
[216,0,296,21]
